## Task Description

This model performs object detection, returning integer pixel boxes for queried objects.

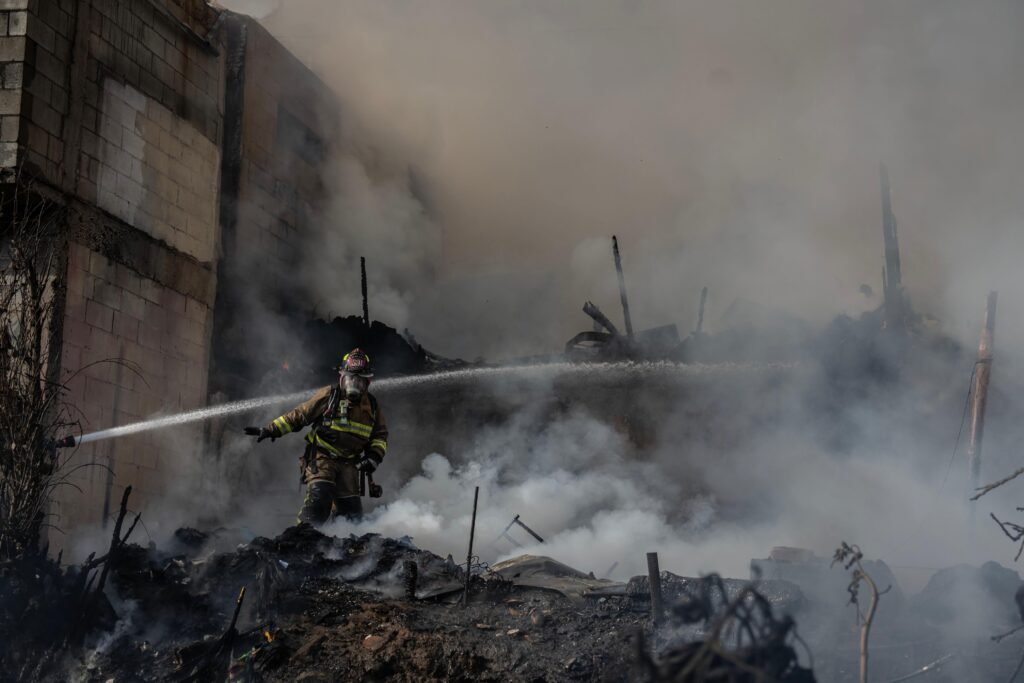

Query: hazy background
[218,0,1024,363]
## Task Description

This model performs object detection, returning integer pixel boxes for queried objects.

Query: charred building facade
[0,1,339,552]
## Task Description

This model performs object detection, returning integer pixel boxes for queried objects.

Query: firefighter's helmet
[339,348,374,378]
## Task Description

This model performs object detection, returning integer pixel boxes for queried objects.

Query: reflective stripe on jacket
[266,385,388,461]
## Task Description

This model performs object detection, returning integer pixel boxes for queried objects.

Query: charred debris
[6,508,1024,681]
[565,166,961,371]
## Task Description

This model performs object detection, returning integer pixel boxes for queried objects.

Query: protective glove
[244,426,275,442]
[357,453,381,474]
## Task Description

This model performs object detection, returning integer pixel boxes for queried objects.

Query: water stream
[73,361,793,446]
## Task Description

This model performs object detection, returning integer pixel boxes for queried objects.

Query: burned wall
[210,13,340,398]
[0,2,348,555]
[0,0,227,553]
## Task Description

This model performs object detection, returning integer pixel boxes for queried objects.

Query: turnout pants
[298,451,363,525]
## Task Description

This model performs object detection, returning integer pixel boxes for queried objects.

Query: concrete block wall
[0,0,28,172]
[0,3,345,551]
[207,14,340,396]
[89,78,220,262]
[57,242,212,529]
[27,0,227,549]
[235,18,336,268]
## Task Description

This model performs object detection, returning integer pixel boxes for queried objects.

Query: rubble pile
[0,524,844,682]
[9,523,1024,681]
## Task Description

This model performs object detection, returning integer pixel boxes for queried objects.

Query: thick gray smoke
[64,6,1022,671]
[219,0,1024,361]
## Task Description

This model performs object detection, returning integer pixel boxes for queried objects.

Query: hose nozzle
[53,435,76,449]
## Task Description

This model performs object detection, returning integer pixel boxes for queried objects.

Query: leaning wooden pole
[967,291,998,499]
[611,236,634,340]
[463,486,480,606]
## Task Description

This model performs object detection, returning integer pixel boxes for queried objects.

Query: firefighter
[246,348,387,525]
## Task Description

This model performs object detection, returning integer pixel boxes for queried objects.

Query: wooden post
[463,486,480,606]
[967,292,998,497]
[696,286,708,335]
[360,256,370,328]
[646,552,664,622]
[880,165,904,331]
[612,236,634,340]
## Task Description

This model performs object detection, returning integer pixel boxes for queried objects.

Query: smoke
[317,372,1017,584]
[211,0,1024,361]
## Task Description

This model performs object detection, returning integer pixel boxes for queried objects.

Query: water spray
[65,388,317,447]
[53,361,796,448]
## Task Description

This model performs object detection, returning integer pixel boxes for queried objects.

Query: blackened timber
[511,514,545,543]
[696,286,708,335]
[968,291,998,499]
[464,486,479,606]
[583,301,620,337]
[647,552,664,622]
[612,236,635,339]
[881,165,904,331]
[361,256,370,328]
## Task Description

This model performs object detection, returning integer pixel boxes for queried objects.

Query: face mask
[341,373,368,399]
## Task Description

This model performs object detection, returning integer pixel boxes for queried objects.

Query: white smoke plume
[323,402,1014,584]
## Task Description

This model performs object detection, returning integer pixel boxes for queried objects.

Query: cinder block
[2,61,22,88]
[47,132,62,164]
[0,1,28,10]
[98,114,122,146]
[7,10,24,36]
[139,277,162,304]
[114,264,142,294]
[92,280,121,311]
[112,310,139,342]
[84,376,117,410]
[106,146,133,176]
[165,204,186,231]
[137,322,161,351]
[159,287,186,314]
[0,87,20,114]
[122,128,144,160]
[84,299,113,333]
[0,137,14,165]
[32,100,61,137]
[26,14,55,52]
[121,290,146,320]
[0,36,23,62]
[87,250,115,281]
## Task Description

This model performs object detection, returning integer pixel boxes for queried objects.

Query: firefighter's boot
[298,481,335,525]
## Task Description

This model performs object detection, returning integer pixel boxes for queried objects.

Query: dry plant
[832,542,890,683]
[0,179,78,561]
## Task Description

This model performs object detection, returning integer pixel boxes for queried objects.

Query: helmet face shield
[340,372,369,399]
[337,348,373,398]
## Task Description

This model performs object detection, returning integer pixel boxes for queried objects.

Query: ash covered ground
[5,514,1024,682]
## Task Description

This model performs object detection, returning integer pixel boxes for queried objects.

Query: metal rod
[696,286,708,335]
[464,486,480,606]
[647,551,664,622]
[612,235,634,340]
[360,256,370,328]
[968,291,998,498]
[511,514,545,543]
